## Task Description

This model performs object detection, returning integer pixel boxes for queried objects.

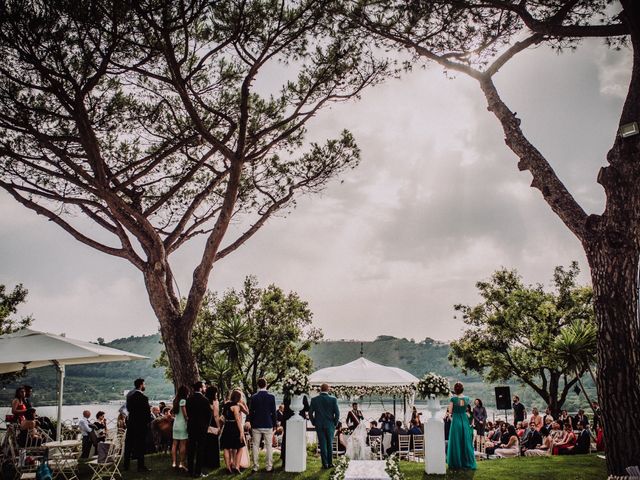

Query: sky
[0,38,632,344]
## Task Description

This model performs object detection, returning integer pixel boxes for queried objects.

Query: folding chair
[87,434,124,480]
[332,436,345,459]
[411,435,424,462]
[397,434,411,461]
[368,435,383,460]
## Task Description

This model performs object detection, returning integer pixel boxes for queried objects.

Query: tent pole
[393,395,396,419]
[54,361,65,440]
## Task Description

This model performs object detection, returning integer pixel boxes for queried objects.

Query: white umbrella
[0,328,147,438]
[309,357,419,386]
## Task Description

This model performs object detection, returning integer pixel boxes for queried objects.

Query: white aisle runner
[344,460,390,480]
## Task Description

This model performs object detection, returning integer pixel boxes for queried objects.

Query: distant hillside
[0,333,593,411]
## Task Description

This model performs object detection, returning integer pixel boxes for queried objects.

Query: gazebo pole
[53,361,65,440]
[393,395,396,419]
[403,394,407,420]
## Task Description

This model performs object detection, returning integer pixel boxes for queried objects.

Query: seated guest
[408,419,422,436]
[151,406,161,419]
[524,433,554,457]
[386,420,407,456]
[552,423,576,455]
[484,423,508,455]
[79,410,97,458]
[367,421,383,444]
[516,421,525,438]
[572,409,588,430]
[494,425,520,458]
[540,416,554,436]
[379,412,395,434]
[17,408,42,447]
[567,420,591,455]
[521,421,542,454]
[529,407,543,431]
[558,410,571,426]
[93,411,108,442]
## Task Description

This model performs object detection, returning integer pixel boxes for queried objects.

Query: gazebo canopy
[309,357,419,398]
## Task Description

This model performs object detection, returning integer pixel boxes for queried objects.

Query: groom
[309,383,340,469]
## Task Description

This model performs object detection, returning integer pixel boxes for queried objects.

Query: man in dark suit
[309,383,340,469]
[572,409,588,430]
[386,420,408,455]
[248,378,277,472]
[123,378,151,472]
[186,381,211,478]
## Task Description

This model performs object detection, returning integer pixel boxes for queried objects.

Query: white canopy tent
[309,357,419,421]
[0,328,147,438]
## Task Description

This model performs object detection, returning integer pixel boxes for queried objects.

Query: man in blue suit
[249,378,277,472]
[309,383,340,469]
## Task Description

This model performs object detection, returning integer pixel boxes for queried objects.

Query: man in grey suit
[309,383,340,469]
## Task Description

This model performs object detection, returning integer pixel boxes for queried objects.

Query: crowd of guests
[9,385,56,447]
[444,393,601,460]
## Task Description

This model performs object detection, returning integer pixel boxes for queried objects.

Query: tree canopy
[450,263,596,414]
[0,0,386,387]
[157,276,322,397]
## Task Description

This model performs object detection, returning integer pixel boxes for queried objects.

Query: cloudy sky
[0,38,632,344]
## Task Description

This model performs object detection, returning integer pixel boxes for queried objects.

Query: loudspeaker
[495,386,511,410]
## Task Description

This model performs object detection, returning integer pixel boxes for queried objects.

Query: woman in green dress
[446,382,477,470]
[171,385,189,471]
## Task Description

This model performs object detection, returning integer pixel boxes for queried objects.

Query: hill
[0,333,593,411]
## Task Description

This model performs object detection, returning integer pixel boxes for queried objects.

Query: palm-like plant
[554,319,598,415]
[211,315,251,371]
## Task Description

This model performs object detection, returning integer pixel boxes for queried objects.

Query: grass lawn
[86,451,608,480]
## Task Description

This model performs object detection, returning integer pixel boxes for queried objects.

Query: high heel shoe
[234,468,242,474]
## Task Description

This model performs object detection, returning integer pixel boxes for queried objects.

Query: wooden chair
[411,435,424,462]
[367,435,383,460]
[332,436,345,459]
[397,434,411,461]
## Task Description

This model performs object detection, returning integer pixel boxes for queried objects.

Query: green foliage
[157,276,323,397]
[0,283,32,335]
[449,262,596,412]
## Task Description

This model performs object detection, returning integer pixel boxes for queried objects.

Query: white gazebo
[0,328,147,438]
[309,357,419,419]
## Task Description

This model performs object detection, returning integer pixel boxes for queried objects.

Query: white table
[43,440,81,480]
[344,460,390,480]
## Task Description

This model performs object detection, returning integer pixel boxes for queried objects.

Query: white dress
[346,422,370,460]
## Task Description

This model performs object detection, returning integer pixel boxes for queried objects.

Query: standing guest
[494,425,520,458]
[346,402,364,431]
[220,390,246,474]
[248,378,277,472]
[22,385,34,410]
[204,385,221,470]
[529,407,543,431]
[123,378,152,472]
[93,411,108,442]
[446,382,476,470]
[79,410,96,458]
[186,381,211,478]
[591,402,601,431]
[276,404,285,427]
[171,385,189,471]
[11,387,27,424]
[472,398,487,441]
[309,383,340,470]
[512,396,526,424]
[334,422,348,453]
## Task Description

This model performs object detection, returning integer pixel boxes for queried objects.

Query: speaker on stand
[495,386,511,423]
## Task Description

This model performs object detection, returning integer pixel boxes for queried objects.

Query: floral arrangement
[331,454,349,480]
[282,368,310,396]
[416,372,450,399]
[385,453,405,480]
[313,384,416,399]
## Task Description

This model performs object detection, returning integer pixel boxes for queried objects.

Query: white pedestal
[285,416,307,472]
[425,418,446,474]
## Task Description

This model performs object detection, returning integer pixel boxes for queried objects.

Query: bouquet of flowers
[416,372,450,399]
[282,368,310,396]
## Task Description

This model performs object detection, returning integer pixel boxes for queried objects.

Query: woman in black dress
[204,386,221,469]
[220,390,245,474]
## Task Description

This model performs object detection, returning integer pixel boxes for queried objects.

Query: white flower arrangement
[331,454,349,480]
[385,453,405,480]
[416,372,450,399]
[282,368,310,396]
[313,384,416,399]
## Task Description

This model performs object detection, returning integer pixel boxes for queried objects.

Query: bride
[345,421,370,460]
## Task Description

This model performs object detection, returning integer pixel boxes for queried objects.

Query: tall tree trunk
[587,248,640,474]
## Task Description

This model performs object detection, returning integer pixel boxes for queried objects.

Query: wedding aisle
[344,460,390,480]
